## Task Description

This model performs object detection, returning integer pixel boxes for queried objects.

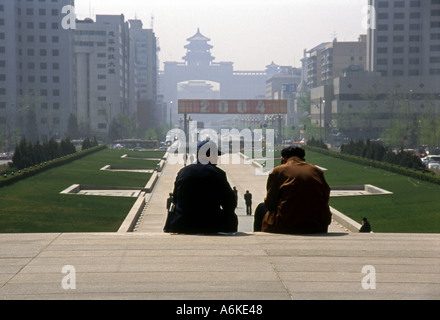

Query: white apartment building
[128,19,159,132]
[74,15,134,137]
[0,0,75,143]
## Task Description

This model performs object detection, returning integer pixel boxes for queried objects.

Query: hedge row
[0,145,106,188]
[305,145,440,185]
[11,138,77,171]
[340,139,424,170]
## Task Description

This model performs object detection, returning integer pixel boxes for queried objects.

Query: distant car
[428,162,440,169]
[0,153,11,160]
[422,155,440,166]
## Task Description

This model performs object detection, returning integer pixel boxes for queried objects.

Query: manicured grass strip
[125,150,165,158]
[304,150,440,233]
[0,149,159,233]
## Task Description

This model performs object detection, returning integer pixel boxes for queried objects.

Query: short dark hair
[197,140,222,158]
[281,145,305,160]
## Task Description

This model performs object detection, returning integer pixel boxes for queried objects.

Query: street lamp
[169,101,173,129]
[320,98,325,141]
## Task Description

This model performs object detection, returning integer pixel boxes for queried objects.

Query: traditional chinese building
[160,29,277,127]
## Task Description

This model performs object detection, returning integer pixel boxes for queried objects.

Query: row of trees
[81,137,99,150]
[11,138,77,170]
[307,137,328,150]
[340,139,424,170]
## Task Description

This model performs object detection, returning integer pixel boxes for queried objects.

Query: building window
[394,1,405,8]
[410,0,421,7]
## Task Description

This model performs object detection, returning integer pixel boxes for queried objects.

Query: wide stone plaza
[0,153,439,300]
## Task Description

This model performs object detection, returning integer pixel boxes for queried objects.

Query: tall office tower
[128,19,158,132]
[0,0,75,143]
[367,0,440,76]
[74,15,135,137]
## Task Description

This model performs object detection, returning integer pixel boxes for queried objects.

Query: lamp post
[169,101,173,129]
[319,97,325,141]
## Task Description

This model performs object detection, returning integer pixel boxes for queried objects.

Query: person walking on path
[244,190,252,216]
[233,187,238,203]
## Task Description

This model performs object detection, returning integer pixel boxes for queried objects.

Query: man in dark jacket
[259,145,332,234]
[244,190,252,215]
[359,218,371,233]
[164,140,238,234]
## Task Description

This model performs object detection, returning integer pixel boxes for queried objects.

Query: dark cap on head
[197,140,222,158]
[281,145,305,160]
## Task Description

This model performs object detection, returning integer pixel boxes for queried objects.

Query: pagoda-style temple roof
[186,28,211,42]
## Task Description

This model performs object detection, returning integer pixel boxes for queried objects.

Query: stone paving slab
[0,231,439,300]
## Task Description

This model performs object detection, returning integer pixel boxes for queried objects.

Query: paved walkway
[0,154,439,300]
[134,154,348,233]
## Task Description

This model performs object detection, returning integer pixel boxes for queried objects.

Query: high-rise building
[304,36,366,89]
[300,1,440,146]
[0,0,75,142]
[74,15,134,137]
[367,0,440,77]
[128,19,159,132]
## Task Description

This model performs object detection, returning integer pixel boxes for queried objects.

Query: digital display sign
[178,99,287,114]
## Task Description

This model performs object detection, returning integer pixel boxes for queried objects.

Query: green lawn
[2,147,438,233]
[303,150,440,233]
[0,149,163,233]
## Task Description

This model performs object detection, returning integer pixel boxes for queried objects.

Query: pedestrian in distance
[244,190,252,216]
[166,193,173,211]
[163,193,175,232]
[359,217,372,233]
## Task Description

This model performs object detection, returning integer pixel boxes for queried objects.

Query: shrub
[1,145,106,188]
[11,137,77,171]
[340,139,424,170]
[82,137,99,150]
[307,137,328,149]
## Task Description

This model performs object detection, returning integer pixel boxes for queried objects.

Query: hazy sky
[75,0,368,71]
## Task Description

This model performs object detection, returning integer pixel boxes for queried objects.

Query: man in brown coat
[258,145,331,234]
